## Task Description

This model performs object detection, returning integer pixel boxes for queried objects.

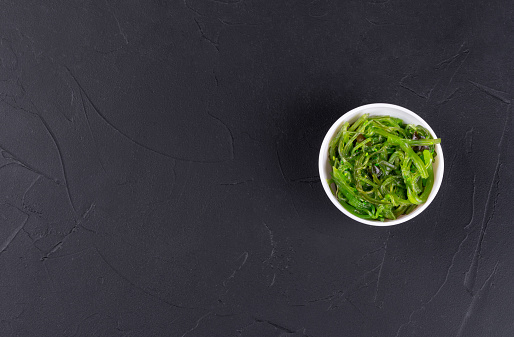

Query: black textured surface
[0,1,513,336]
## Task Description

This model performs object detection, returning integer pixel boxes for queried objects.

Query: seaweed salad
[328,114,441,221]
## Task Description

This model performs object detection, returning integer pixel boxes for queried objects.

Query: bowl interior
[319,104,444,226]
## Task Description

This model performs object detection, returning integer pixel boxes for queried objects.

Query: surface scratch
[0,147,60,184]
[65,66,222,163]
[269,273,276,287]
[223,251,249,287]
[356,246,384,265]
[464,109,508,293]
[21,175,41,215]
[206,109,234,160]
[254,319,296,334]
[220,178,254,186]
[183,0,204,16]
[464,154,502,293]
[394,230,471,336]
[374,234,389,302]
[105,0,128,44]
[290,176,320,184]
[428,233,470,305]
[464,174,476,230]
[298,263,382,308]
[468,80,511,104]
[41,203,95,260]
[399,75,429,100]
[438,47,469,100]
[0,207,29,256]
[22,100,78,217]
[42,260,56,292]
[193,18,220,52]
[435,48,469,69]
[79,89,108,175]
[275,145,302,218]
[457,263,499,337]
[262,222,277,263]
[210,0,242,4]
[276,148,288,184]
[181,312,211,337]
[394,307,420,337]
[399,83,429,99]
[365,18,406,26]
[96,248,195,310]
[464,128,476,230]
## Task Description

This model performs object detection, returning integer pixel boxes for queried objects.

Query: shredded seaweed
[328,114,441,221]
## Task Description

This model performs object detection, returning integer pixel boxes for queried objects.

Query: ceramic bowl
[318,103,444,226]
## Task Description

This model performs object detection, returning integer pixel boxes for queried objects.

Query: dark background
[0,0,513,336]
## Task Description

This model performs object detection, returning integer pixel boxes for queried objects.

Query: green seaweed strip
[348,114,369,132]
[329,122,348,165]
[419,150,434,203]
[338,199,374,220]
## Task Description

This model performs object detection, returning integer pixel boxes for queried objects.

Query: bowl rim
[318,103,444,226]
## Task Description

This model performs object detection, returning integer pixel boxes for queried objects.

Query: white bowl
[318,103,444,226]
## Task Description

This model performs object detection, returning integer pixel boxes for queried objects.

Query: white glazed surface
[318,103,444,226]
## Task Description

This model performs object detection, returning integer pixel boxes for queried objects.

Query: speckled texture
[0,0,513,336]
